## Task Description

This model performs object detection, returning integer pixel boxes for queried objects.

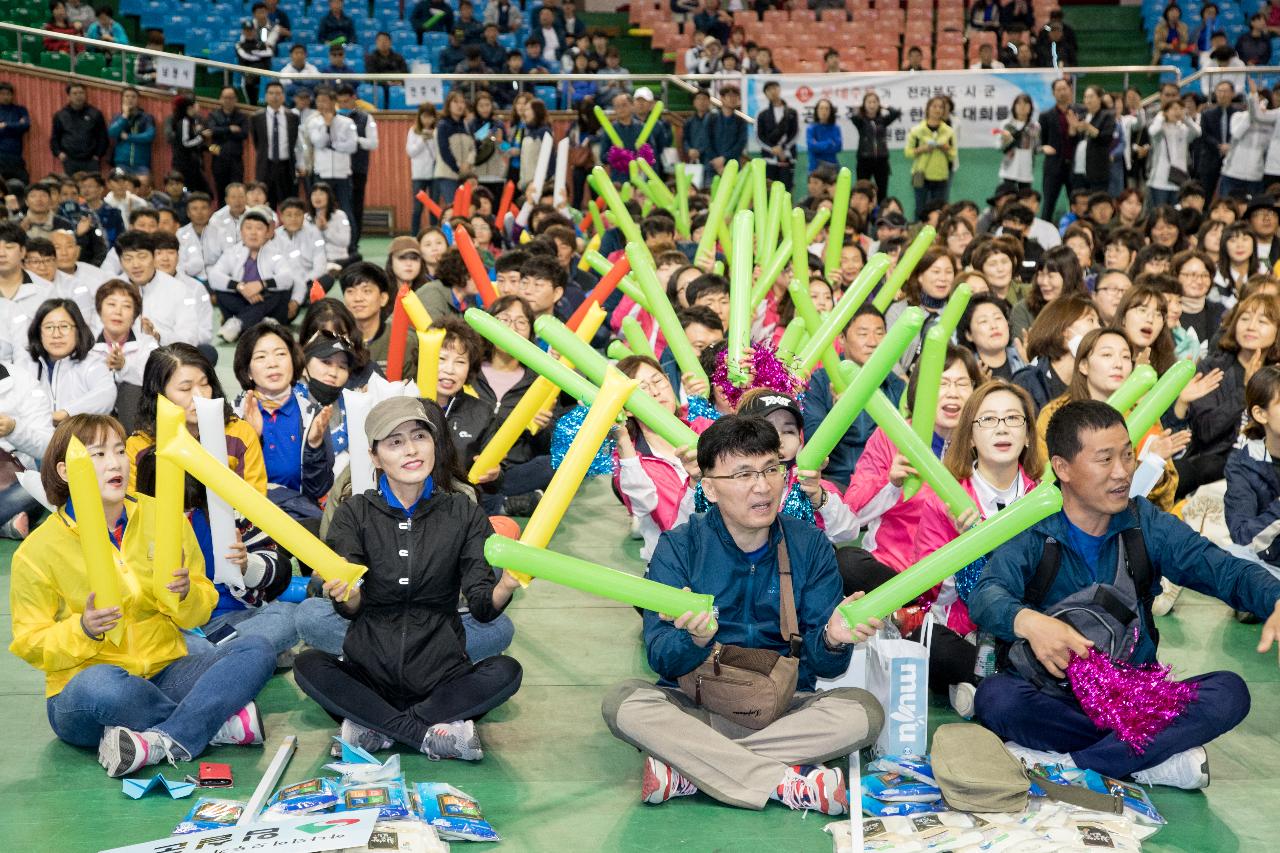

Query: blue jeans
[411,178,432,235]
[293,595,515,662]
[974,669,1250,777]
[188,600,301,656]
[1218,175,1261,200]
[45,637,275,759]
[913,178,950,221]
[434,178,460,211]
[1147,187,1179,209]
[0,480,39,531]
[1108,158,1125,197]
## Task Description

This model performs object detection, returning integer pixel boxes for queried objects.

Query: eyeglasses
[41,323,73,335]
[939,378,974,391]
[496,314,530,331]
[974,414,1027,429]
[703,464,788,485]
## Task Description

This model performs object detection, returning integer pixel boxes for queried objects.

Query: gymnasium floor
[1,237,1276,850]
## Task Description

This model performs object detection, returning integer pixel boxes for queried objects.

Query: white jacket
[1147,113,1201,191]
[269,224,328,300]
[306,112,358,180]
[178,221,233,281]
[176,270,213,346]
[54,263,111,326]
[208,241,299,297]
[406,127,438,181]
[0,275,54,362]
[1222,99,1275,182]
[211,205,247,239]
[0,361,53,468]
[20,354,116,416]
[307,211,350,264]
[133,270,202,346]
[87,330,159,387]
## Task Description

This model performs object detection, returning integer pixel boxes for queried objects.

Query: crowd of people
[7,4,1280,831]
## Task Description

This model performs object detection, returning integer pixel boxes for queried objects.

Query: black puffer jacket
[471,365,552,465]
[327,487,507,700]
[441,393,495,471]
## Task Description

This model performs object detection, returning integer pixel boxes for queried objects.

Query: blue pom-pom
[955,554,988,602]
[550,404,616,476]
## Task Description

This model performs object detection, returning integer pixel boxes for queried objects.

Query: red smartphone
[198,762,233,788]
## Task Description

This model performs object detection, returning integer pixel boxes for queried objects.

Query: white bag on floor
[865,618,932,758]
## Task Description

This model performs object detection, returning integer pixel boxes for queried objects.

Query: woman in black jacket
[471,295,553,516]
[850,92,901,204]
[293,396,523,757]
[1179,291,1280,497]
[431,315,498,477]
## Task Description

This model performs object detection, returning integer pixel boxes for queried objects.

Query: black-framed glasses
[703,464,788,485]
[973,414,1027,429]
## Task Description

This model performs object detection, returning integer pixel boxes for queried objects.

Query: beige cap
[366,397,435,443]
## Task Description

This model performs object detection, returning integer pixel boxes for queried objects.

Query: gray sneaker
[421,720,483,761]
[218,316,243,342]
[340,718,393,754]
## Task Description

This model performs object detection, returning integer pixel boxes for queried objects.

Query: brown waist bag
[677,540,801,730]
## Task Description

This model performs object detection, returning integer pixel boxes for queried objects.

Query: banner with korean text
[743,71,1061,150]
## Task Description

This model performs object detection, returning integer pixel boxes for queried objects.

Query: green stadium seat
[41,50,72,73]
[74,52,106,78]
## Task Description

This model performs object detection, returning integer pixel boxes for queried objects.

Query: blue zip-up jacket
[803,364,904,488]
[1225,438,1280,567]
[0,103,30,160]
[682,111,714,160]
[806,122,842,170]
[969,497,1280,666]
[643,506,852,691]
[108,110,156,170]
[708,111,748,164]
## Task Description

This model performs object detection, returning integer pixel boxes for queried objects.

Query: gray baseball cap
[365,397,436,443]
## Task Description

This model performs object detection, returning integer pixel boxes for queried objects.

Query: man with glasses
[602,415,883,814]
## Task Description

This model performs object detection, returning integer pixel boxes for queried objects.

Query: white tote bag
[863,617,932,758]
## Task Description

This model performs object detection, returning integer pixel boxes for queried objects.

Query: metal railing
[0,20,1238,116]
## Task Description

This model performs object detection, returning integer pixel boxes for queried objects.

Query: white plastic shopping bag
[864,617,932,758]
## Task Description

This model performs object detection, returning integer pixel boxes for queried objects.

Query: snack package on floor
[1075,769,1165,827]
[336,820,450,853]
[958,815,1039,852]
[864,769,944,803]
[412,783,500,842]
[326,750,403,785]
[875,812,985,850]
[264,777,340,816]
[336,779,413,821]
[869,755,939,787]
[862,794,949,818]
[173,798,246,834]
[1038,819,1144,852]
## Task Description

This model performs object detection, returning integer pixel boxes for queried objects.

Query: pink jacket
[842,426,928,574]
[914,469,1039,636]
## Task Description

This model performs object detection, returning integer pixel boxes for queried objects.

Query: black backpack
[1003,515,1156,699]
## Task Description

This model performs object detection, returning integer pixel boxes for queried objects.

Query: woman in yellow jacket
[904,95,958,222]
[8,414,276,777]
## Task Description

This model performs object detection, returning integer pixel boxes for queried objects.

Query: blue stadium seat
[385,85,410,110]
[1160,53,1195,83]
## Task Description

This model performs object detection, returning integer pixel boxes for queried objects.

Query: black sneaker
[502,490,543,518]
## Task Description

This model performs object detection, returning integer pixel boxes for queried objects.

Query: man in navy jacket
[602,416,883,813]
[970,401,1280,789]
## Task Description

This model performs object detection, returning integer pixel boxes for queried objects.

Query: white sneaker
[1132,746,1209,790]
[210,701,264,746]
[772,765,847,815]
[98,727,176,777]
[421,719,483,761]
[948,682,977,719]
[1152,580,1183,616]
[1003,741,1076,771]
[218,316,243,342]
[340,718,394,753]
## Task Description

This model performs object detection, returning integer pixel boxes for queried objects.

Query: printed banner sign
[405,63,443,106]
[154,56,196,90]
[743,71,1060,150]
[99,809,379,853]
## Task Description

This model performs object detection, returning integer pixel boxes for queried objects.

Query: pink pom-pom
[712,344,805,408]
[606,147,637,172]
[1066,650,1199,754]
[637,143,656,166]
